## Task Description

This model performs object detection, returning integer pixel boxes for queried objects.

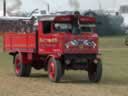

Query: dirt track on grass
[0,50,128,96]
[0,36,128,96]
[0,48,2,52]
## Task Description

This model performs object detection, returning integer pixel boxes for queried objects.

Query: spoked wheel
[14,53,31,77]
[125,37,128,46]
[48,58,63,82]
[88,60,102,83]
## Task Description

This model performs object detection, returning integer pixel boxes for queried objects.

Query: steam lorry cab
[3,12,102,83]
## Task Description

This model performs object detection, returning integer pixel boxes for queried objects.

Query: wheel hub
[15,57,20,74]
[49,62,55,80]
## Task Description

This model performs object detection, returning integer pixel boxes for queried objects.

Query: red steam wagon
[3,12,102,83]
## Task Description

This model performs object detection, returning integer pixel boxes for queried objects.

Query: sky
[0,0,128,12]
[20,0,128,12]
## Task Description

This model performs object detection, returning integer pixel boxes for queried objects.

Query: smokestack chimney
[47,3,50,13]
[3,0,6,16]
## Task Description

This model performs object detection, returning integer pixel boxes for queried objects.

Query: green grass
[0,36,128,96]
[100,36,127,48]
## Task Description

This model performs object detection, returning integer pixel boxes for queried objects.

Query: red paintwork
[54,15,96,23]
[3,15,98,59]
[4,32,36,53]
[38,32,98,56]
[80,16,96,23]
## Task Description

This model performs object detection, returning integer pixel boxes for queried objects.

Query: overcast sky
[0,0,128,12]
[21,0,128,11]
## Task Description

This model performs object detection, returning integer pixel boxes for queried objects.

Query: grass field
[0,36,128,96]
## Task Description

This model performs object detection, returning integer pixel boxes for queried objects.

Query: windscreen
[54,23,96,33]
[54,23,72,32]
[80,24,96,32]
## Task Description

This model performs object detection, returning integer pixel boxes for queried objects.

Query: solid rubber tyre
[48,58,62,82]
[88,60,102,83]
[14,53,31,77]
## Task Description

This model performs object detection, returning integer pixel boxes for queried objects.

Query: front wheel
[88,60,102,83]
[14,53,31,77]
[48,58,63,82]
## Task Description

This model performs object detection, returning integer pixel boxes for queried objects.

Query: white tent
[0,11,3,16]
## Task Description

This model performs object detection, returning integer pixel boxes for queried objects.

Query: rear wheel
[14,53,31,77]
[48,58,62,82]
[88,60,102,83]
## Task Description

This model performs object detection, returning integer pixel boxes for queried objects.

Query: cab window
[80,24,96,32]
[43,21,51,34]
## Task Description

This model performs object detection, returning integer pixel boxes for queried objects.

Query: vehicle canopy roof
[38,14,96,23]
